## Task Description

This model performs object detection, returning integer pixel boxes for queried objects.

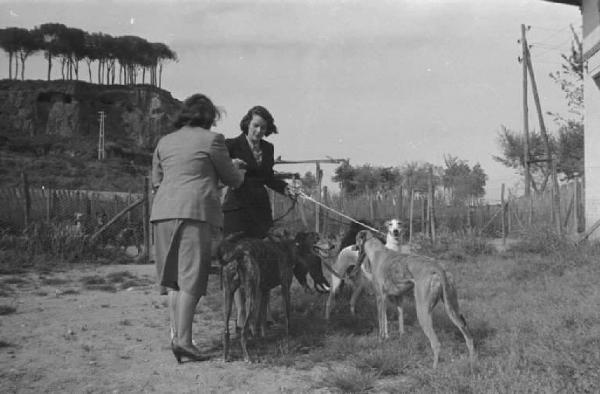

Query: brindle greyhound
[355,230,475,368]
[219,231,329,362]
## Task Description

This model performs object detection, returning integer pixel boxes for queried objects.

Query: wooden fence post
[574,179,580,233]
[142,176,150,264]
[409,188,414,243]
[398,185,403,220]
[322,186,329,235]
[501,184,506,245]
[428,166,435,242]
[21,172,31,229]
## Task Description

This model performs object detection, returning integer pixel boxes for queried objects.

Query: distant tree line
[0,23,177,87]
[330,155,487,206]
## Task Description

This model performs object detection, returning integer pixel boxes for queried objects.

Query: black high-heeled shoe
[171,340,209,364]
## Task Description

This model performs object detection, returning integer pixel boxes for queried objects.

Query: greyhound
[355,229,475,368]
[324,219,403,320]
[218,231,327,362]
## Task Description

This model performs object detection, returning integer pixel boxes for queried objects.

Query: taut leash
[296,190,385,236]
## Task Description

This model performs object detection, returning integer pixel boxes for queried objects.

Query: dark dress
[223,133,287,238]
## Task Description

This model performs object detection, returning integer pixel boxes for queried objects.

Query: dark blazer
[222,133,287,234]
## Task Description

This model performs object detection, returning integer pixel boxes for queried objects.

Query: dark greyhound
[218,231,328,362]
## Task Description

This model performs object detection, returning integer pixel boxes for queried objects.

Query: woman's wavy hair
[240,105,278,136]
[173,94,222,130]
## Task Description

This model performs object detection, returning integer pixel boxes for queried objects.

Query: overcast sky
[0,0,581,201]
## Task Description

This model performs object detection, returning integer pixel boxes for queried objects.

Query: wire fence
[0,173,585,264]
[0,176,148,262]
[271,178,585,241]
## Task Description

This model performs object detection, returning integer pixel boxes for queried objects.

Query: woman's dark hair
[240,105,278,136]
[173,94,222,130]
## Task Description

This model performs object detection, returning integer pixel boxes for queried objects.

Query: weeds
[316,365,379,393]
[0,304,17,315]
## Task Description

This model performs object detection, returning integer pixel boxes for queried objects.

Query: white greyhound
[324,219,405,320]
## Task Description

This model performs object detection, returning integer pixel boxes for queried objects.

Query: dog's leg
[281,280,292,338]
[393,295,405,335]
[325,273,341,320]
[375,289,388,339]
[349,280,364,316]
[258,289,269,338]
[240,267,255,363]
[234,288,246,330]
[222,267,235,362]
[414,280,441,368]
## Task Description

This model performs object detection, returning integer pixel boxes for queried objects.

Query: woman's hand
[232,158,247,169]
[284,184,300,199]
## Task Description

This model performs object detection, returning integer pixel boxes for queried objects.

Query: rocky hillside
[0,80,181,191]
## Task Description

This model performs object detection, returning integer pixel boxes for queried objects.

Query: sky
[0,0,582,202]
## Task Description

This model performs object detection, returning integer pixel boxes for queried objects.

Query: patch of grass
[354,348,410,376]
[106,271,136,283]
[61,288,80,295]
[0,304,17,315]
[316,365,379,393]
[80,275,106,285]
[0,340,13,348]
[83,283,117,292]
[119,319,132,326]
[40,277,70,286]
[1,276,29,285]
[0,282,13,297]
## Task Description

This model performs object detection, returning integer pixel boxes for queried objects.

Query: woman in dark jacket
[223,105,294,329]
[222,105,293,238]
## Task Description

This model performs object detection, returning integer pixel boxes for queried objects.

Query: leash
[295,191,385,236]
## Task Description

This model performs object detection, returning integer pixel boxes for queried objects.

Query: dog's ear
[384,220,390,228]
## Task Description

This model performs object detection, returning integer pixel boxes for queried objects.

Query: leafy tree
[38,23,68,81]
[300,171,317,195]
[0,27,22,79]
[495,27,583,186]
[333,161,358,194]
[12,27,41,80]
[442,155,487,205]
[556,120,583,180]
[493,125,555,192]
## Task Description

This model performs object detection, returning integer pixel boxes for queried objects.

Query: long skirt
[153,219,212,298]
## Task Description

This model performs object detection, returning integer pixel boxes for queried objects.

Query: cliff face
[0,80,181,150]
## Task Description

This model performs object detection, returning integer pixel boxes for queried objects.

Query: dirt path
[0,264,331,393]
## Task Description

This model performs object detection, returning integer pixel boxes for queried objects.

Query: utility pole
[98,111,106,160]
[523,26,562,233]
[521,24,531,198]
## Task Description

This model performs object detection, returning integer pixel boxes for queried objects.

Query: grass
[2,226,599,392]
[0,304,17,315]
[223,226,600,393]
[317,365,379,393]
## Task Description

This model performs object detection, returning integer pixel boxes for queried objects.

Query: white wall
[583,0,600,238]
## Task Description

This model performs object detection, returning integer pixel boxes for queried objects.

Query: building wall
[583,0,600,237]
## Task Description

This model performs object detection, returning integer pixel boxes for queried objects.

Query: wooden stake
[21,172,30,229]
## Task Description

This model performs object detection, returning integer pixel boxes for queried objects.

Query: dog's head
[384,219,404,240]
[355,230,371,265]
[293,231,332,293]
[215,231,247,265]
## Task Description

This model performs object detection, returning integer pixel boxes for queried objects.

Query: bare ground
[0,263,337,393]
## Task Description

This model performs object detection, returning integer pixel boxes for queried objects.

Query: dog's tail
[437,266,475,359]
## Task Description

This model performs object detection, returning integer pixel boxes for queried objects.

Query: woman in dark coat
[223,105,294,329]
[222,105,293,238]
